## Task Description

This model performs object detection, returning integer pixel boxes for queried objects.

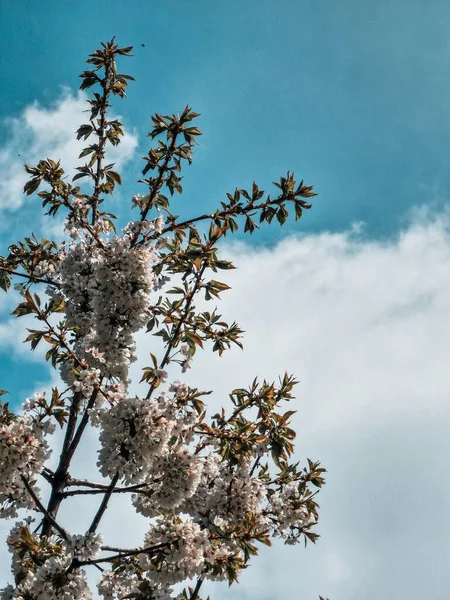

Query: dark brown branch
[249,456,261,478]
[190,577,204,600]
[77,541,171,567]
[88,472,120,534]
[66,386,102,462]
[41,467,55,484]
[41,385,101,538]
[66,477,111,489]
[62,481,148,497]
[136,185,312,249]
[21,475,69,541]
[0,265,60,287]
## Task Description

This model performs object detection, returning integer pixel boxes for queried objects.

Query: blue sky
[2,2,450,599]
[3,0,450,238]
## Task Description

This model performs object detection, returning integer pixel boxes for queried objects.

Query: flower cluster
[122,216,164,238]
[98,563,173,600]
[132,447,203,517]
[0,40,325,600]
[1,557,91,600]
[51,232,159,384]
[65,532,103,561]
[183,455,266,529]
[139,518,210,585]
[93,394,195,484]
[1,523,91,599]
[269,481,317,544]
[70,367,102,398]
[0,415,53,518]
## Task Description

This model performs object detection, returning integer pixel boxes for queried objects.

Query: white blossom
[98,564,173,600]
[50,235,158,384]
[179,344,194,373]
[139,518,210,585]
[6,555,91,599]
[0,416,52,518]
[132,447,203,517]
[93,396,176,484]
[183,456,266,528]
[3,523,91,599]
[269,481,317,543]
[65,532,102,561]
[72,367,101,398]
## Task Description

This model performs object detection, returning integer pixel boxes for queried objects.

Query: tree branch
[41,384,102,538]
[21,476,69,541]
[130,129,181,248]
[136,184,314,248]
[88,471,120,534]
[90,58,112,225]
[146,261,207,400]
[0,264,60,287]
[62,480,148,497]
[77,541,171,567]
[190,577,204,600]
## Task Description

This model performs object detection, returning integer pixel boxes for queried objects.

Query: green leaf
[25,329,45,351]
[0,270,11,292]
[108,171,122,185]
[76,124,93,141]
[72,172,90,182]
[115,45,134,55]
[209,280,231,292]
[23,178,41,196]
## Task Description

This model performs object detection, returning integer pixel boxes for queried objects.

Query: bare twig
[0,265,60,287]
[62,481,148,498]
[21,476,69,541]
[88,471,120,534]
[77,541,171,567]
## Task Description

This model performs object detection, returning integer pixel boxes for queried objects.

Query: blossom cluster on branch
[0,38,325,600]
[0,408,54,519]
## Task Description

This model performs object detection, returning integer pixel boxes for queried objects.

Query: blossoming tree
[0,39,325,599]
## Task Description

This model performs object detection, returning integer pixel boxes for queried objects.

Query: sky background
[1,1,450,598]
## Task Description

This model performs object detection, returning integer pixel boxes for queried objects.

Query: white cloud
[0,317,43,362]
[133,213,450,599]
[3,213,450,598]
[0,88,138,212]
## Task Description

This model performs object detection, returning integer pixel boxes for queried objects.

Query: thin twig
[88,472,120,534]
[90,58,112,225]
[66,477,147,491]
[77,541,171,567]
[249,456,261,478]
[0,265,60,287]
[130,130,180,248]
[62,483,148,498]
